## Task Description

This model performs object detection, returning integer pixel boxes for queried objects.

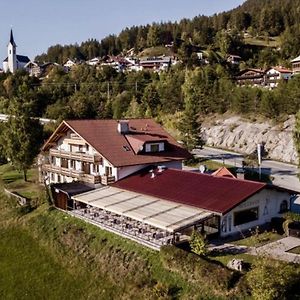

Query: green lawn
[0,227,116,300]
[0,164,43,200]
[288,246,300,255]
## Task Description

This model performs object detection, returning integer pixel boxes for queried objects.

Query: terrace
[71,186,217,250]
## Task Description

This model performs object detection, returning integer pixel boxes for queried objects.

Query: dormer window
[150,143,159,152]
[145,142,165,153]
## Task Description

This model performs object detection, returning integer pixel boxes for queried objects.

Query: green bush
[247,257,300,300]
[160,246,234,293]
[189,230,208,256]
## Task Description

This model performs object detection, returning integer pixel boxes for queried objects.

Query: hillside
[35,0,300,64]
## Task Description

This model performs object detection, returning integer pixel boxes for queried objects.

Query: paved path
[251,237,300,263]
[209,237,300,264]
[193,146,300,193]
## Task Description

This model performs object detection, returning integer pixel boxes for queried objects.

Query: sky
[0,0,245,61]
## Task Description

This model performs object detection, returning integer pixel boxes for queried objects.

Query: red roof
[212,167,236,178]
[113,168,266,214]
[42,119,191,167]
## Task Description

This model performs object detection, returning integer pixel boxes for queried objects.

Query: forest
[35,0,300,66]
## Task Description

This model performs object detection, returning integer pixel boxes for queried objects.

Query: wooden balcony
[42,164,101,184]
[50,149,102,163]
[101,175,116,185]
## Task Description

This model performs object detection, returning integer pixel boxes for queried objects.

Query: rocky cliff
[202,116,297,164]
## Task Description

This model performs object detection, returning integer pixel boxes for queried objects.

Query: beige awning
[72,186,213,232]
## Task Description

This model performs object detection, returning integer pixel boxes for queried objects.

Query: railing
[101,175,116,185]
[50,149,102,163]
[42,164,101,184]
[42,164,84,178]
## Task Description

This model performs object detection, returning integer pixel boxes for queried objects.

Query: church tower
[7,29,17,73]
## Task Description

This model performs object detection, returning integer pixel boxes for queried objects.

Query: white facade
[266,68,292,88]
[7,40,17,73]
[220,188,290,237]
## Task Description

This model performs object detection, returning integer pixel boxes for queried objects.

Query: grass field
[0,164,43,200]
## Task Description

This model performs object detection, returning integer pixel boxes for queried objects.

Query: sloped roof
[291,55,300,63]
[266,66,292,74]
[212,167,236,178]
[113,168,266,214]
[17,55,30,63]
[237,68,265,76]
[42,119,191,167]
[3,55,30,63]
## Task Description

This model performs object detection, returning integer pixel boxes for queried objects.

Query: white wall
[117,160,182,180]
[220,188,290,237]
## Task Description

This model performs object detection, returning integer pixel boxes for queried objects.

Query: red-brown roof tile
[113,168,266,214]
[43,119,191,167]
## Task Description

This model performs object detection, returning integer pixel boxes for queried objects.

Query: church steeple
[9,29,17,48]
[7,29,17,73]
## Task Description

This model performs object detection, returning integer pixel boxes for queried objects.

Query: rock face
[203,116,298,164]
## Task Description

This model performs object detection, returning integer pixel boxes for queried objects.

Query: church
[2,29,30,73]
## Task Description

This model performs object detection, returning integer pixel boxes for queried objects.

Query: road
[0,113,55,125]
[193,146,300,193]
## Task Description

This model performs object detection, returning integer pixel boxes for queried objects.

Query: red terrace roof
[43,119,191,167]
[113,168,266,214]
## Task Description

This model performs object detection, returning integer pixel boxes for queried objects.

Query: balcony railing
[42,164,101,184]
[101,175,116,185]
[50,149,102,163]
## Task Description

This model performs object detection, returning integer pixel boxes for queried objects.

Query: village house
[292,55,300,74]
[39,118,293,250]
[227,54,241,65]
[235,68,266,86]
[265,66,293,88]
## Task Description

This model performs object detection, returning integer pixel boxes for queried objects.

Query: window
[86,144,89,152]
[70,160,76,169]
[78,145,83,152]
[234,207,259,226]
[93,164,99,173]
[105,166,112,176]
[150,143,159,152]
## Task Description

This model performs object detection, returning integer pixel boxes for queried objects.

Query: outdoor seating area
[71,206,183,249]
[70,185,215,249]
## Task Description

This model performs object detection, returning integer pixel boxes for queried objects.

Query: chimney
[117,120,129,134]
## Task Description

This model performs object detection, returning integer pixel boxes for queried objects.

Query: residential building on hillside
[2,29,30,73]
[235,68,266,86]
[265,67,293,88]
[227,54,241,65]
[291,55,300,74]
[39,119,191,187]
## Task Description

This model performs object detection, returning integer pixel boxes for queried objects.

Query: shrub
[160,246,234,293]
[247,257,299,300]
[189,230,208,256]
